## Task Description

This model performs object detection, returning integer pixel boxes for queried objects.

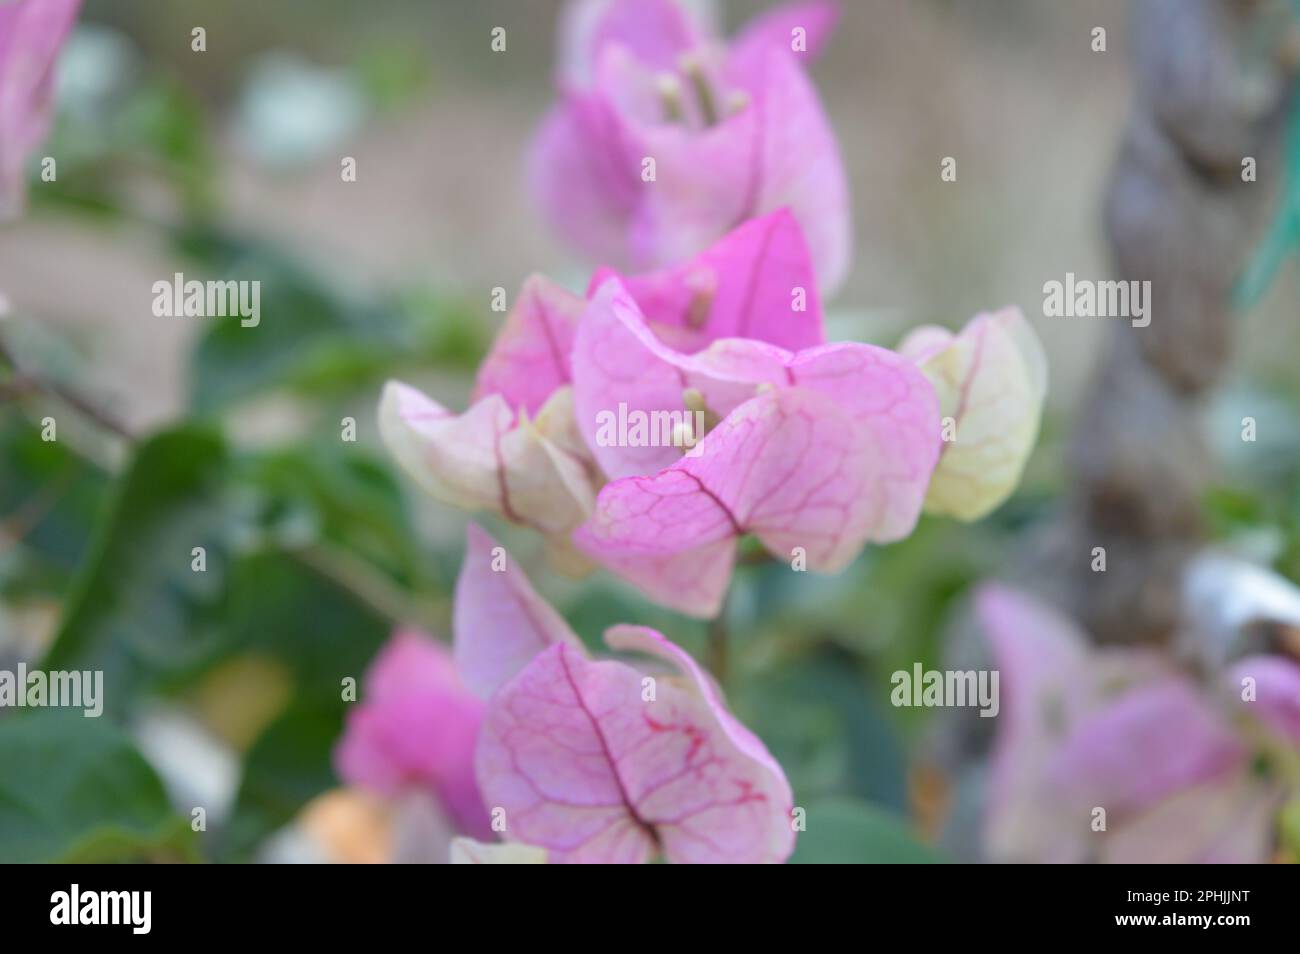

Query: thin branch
[0,333,136,441]
[287,541,442,631]
[707,596,729,685]
[0,467,76,547]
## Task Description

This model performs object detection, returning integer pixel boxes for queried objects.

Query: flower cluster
[382,206,1045,618]
[343,0,1047,863]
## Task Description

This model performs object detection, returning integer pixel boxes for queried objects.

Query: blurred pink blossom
[334,629,493,840]
[0,0,81,218]
[976,584,1299,863]
[530,0,851,292]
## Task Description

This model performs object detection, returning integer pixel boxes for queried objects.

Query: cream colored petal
[900,307,1047,521]
[449,837,547,864]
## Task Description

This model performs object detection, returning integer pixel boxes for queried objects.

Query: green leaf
[236,441,436,591]
[42,426,234,714]
[1235,47,1300,309]
[176,228,486,414]
[1280,795,1300,861]
[0,408,109,601]
[36,424,408,859]
[222,549,389,705]
[0,711,196,863]
[42,425,413,707]
[215,551,389,859]
[218,700,347,862]
[789,798,946,864]
[736,651,909,811]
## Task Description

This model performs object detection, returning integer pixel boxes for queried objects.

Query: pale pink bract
[458,528,796,863]
[531,0,852,292]
[571,276,941,617]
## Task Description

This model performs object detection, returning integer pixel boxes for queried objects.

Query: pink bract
[531,0,851,292]
[456,529,795,863]
[453,522,585,699]
[0,0,81,218]
[571,277,940,616]
[335,630,493,840]
[976,584,1290,864]
[474,630,794,864]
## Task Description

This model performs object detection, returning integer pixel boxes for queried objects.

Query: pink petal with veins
[573,277,939,505]
[605,625,790,791]
[475,636,794,863]
[588,209,825,351]
[576,384,935,617]
[335,630,492,839]
[471,274,585,416]
[453,523,586,699]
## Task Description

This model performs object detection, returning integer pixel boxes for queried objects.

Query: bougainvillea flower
[381,213,822,570]
[379,276,598,565]
[453,522,585,699]
[0,0,80,218]
[586,208,826,355]
[450,838,547,864]
[571,280,940,616]
[470,273,586,415]
[976,584,1296,863]
[455,531,795,863]
[334,629,493,840]
[573,271,927,478]
[531,0,851,292]
[897,307,1047,521]
[476,630,795,863]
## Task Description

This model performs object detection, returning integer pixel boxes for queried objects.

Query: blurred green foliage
[0,712,197,863]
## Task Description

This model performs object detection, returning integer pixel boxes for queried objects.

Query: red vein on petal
[492,422,523,524]
[681,471,744,535]
[534,289,571,387]
[556,647,662,852]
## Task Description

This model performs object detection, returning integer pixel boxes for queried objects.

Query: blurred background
[0,0,1297,863]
